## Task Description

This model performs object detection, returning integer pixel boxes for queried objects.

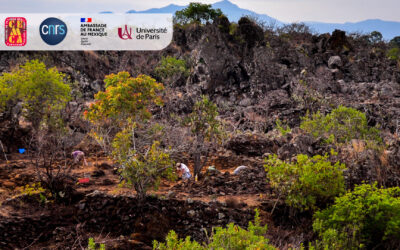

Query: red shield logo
[5,17,27,46]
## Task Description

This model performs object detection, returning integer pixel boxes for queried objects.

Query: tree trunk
[193,135,204,177]
[194,151,202,177]
[135,184,146,204]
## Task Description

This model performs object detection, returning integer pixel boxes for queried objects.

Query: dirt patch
[173,167,270,196]
[0,155,311,249]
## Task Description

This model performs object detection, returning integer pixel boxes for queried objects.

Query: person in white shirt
[176,163,192,180]
[233,165,248,175]
[72,150,88,166]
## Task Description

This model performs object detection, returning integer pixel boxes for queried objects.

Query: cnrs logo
[39,17,67,45]
[118,25,132,40]
[5,17,27,46]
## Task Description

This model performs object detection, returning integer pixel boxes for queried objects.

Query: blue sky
[1,0,399,23]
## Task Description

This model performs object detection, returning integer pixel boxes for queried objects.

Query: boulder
[328,56,343,69]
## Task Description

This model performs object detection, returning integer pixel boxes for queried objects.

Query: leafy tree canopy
[175,3,223,25]
[368,31,383,44]
[184,96,224,176]
[84,72,164,154]
[0,59,71,130]
[84,72,164,125]
[185,95,221,139]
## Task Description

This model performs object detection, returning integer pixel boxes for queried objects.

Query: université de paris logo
[118,25,132,40]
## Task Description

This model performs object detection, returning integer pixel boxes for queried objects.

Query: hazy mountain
[306,19,399,40]
[211,0,282,25]
[125,0,399,40]
[127,0,282,25]
[127,4,183,14]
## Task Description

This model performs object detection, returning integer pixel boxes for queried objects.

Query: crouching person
[233,165,248,175]
[72,150,88,167]
[176,163,192,181]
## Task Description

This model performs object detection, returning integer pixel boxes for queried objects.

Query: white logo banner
[0,13,173,50]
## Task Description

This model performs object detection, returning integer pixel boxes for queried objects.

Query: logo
[5,17,27,46]
[118,25,132,40]
[81,18,92,23]
[80,17,107,46]
[39,17,67,45]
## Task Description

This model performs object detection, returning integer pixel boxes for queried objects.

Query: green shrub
[18,182,50,203]
[275,119,291,136]
[300,106,382,145]
[313,183,400,249]
[87,237,106,250]
[228,23,245,43]
[0,59,71,131]
[153,231,203,250]
[114,132,175,200]
[84,72,164,154]
[184,95,224,177]
[18,182,46,196]
[229,23,238,36]
[207,210,274,250]
[387,47,400,60]
[265,153,346,211]
[155,56,189,80]
[85,72,164,123]
[153,209,276,250]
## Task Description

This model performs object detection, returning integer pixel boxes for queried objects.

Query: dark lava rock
[226,134,281,156]
[91,170,105,177]
[174,167,269,196]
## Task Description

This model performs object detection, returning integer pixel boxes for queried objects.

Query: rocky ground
[0,154,303,249]
[0,16,400,249]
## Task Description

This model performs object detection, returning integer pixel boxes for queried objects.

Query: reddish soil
[0,154,311,249]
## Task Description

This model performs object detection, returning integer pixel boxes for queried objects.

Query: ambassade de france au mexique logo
[5,17,27,46]
[39,17,67,45]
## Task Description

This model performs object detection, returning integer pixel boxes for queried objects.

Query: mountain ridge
[124,0,398,39]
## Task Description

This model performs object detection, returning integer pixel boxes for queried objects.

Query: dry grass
[351,139,366,153]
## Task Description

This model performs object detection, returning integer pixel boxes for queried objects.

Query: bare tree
[27,129,75,200]
[184,96,224,177]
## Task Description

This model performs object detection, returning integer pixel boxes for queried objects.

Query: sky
[0,0,399,23]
